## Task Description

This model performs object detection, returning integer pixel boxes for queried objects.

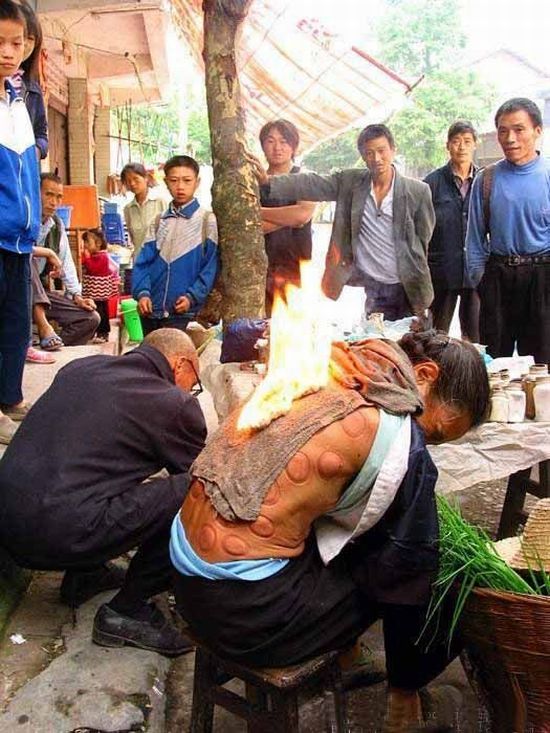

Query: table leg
[496,460,550,540]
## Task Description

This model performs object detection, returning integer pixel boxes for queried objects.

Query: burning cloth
[191,338,423,522]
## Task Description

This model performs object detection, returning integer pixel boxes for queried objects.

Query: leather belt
[491,253,550,266]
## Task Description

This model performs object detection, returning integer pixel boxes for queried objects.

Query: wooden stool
[189,644,348,732]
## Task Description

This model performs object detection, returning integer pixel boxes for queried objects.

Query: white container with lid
[505,386,526,422]
[489,387,509,422]
[534,376,550,422]
[522,365,549,419]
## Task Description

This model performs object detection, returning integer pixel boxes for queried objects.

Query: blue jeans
[363,276,412,321]
[0,251,30,405]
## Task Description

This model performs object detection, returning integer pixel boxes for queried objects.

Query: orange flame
[237,261,333,431]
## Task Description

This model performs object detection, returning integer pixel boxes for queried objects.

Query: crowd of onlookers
[249,99,549,377]
[2,2,548,728]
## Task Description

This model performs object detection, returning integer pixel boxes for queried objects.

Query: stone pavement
[0,584,170,732]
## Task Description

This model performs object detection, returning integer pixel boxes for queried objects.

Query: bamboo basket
[459,587,550,733]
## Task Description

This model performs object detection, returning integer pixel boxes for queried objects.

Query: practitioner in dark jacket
[0,329,206,656]
[424,121,480,341]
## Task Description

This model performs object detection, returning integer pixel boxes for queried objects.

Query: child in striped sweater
[82,229,119,342]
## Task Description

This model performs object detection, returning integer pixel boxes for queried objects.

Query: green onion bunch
[420,496,550,649]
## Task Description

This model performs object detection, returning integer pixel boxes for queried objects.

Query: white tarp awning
[172,0,413,152]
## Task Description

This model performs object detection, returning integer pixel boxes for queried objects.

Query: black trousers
[140,314,191,336]
[265,265,301,318]
[0,251,30,405]
[479,257,550,363]
[174,535,457,690]
[95,300,111,336]
[6,473,190,609]
[430,286,480,342]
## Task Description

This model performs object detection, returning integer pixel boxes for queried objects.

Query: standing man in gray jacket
[249,124,435,320]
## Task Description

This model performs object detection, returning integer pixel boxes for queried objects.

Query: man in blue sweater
[466,97,550,362]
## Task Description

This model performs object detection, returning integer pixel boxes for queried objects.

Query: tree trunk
[203,0,267,323]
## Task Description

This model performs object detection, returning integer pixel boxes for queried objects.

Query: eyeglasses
[183,358,203,397]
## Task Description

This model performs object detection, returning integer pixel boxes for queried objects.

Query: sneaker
[92,603,194,657]
[26,346,55,364]
[59,562,126,607]
[0,414,18,444]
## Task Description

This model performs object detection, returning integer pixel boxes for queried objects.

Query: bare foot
[383,688,422,733]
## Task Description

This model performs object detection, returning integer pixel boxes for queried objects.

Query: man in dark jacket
[0,329,206,656]
[424,121,480,341]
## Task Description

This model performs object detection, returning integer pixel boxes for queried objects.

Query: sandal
[26,346,56,364]
[40,334,64,351]
[0,403,31,422]
[0,414,18,444]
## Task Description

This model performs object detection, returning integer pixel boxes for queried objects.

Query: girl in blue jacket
[0,1,41,442]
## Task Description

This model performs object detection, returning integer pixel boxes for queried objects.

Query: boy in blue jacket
[132,155,219,335]
[0,0,41,443]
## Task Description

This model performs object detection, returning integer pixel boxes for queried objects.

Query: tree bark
[203,0,267,323]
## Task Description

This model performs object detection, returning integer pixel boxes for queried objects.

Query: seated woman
[171,330,490,732]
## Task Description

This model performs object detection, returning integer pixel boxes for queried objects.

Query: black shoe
[92,603,195,657]
[60,563,126,607]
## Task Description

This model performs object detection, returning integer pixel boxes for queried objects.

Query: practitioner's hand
[174,295,191,314]
[137,296,153,316]
[245,151,269,185]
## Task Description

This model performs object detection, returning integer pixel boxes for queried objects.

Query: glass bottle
[534,376,550,422]
[489,386,508,422]
[523,364,549,419]
[505,385,526,423]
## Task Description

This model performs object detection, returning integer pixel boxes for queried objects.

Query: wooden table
[428,421,550,536]
[495,459,550,539]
